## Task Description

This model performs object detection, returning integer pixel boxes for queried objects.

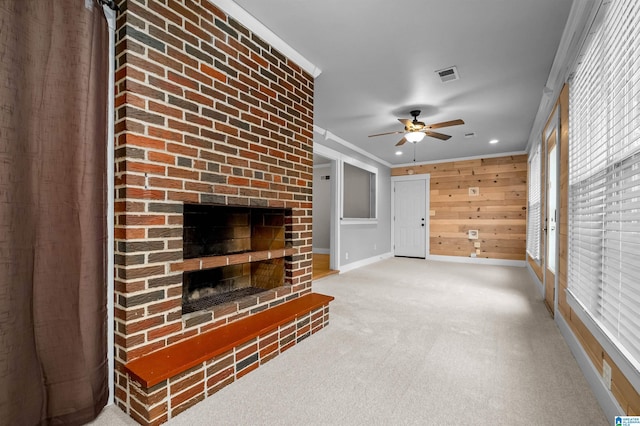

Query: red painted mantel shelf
[170,247,297,273]
[125,292,335,388]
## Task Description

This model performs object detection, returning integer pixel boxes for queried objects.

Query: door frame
[543,107,561,316]
[313,144,342,271]
[391,174,430,259]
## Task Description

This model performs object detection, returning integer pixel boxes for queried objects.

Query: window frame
[341,157,378,223]
[566,0,640,390]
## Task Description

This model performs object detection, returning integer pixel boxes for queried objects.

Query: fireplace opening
[182,204,291,313]
[182,259,284,313]
[184,204,290,258]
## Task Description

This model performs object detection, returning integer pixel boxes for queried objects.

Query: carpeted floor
[91,258,607,425]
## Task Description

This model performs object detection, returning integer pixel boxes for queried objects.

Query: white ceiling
[232,0,573,166]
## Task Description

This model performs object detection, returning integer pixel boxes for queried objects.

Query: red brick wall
[113,0,314,414]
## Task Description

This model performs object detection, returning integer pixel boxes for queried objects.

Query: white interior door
[394,179,427,258]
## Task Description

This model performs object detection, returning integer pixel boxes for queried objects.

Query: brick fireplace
[180,204,292,313]
[113,1,330,424]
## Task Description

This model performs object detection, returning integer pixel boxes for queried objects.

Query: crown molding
[525,0,601,153]
[313,125,392,168]
[393,150,527,168]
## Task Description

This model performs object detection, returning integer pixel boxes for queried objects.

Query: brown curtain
[0,1,109,424]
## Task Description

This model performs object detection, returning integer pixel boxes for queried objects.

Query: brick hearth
[113,0,328,424]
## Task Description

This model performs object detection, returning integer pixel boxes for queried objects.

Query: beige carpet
[91,258,607,425]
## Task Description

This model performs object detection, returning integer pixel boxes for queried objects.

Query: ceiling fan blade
[425,131,451,141]
[395,137,408,146]
[427,119,465,129]
[398,118,412,127]
[368,130,404,138]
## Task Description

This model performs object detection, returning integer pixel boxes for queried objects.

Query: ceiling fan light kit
[368,109,464,147]
[405,131,426,143]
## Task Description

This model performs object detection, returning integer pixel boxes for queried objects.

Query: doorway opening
[313,152,339,278]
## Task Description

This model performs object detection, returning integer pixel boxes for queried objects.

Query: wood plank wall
[391,155,528,260]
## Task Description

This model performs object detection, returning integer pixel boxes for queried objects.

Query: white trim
[391,174,430,183]
[566,291,640,395]
[428,255,526,268]
[339,252,393,274]
[393,150,527,168]
[314,125,392,167]
[312,144,342,271]
[209,0,321,78]
[312,248,330,255]
[545,111,561,315]
[555,311,624,421]
[343,156,377,175]
[525,0,601,153]
[104,3,116,407]
[341,219,378,226]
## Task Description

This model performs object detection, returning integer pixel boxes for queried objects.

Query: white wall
[314,134,392,268]
[312,164,331,252]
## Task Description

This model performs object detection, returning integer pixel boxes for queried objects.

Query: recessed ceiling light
[489,139,499,144]
[395,151,403,155]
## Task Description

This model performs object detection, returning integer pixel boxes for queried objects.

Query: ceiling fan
[368,110,465,146]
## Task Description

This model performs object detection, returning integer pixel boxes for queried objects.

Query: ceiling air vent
[464,132,476,138]
[435,66,460,83]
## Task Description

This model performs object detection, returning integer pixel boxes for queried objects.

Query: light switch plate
[468,230,479,239]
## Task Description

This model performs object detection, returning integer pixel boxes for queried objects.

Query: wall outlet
[345,252,349,260]
[475,249,481,255]
[474,242,481,248]
[602,359,612,390]
[468,230,479,239]
[470,252,477,258]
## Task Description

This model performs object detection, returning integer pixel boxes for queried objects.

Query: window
[526,144,541,261]
[568,0,640,372]
[342,160,377,220]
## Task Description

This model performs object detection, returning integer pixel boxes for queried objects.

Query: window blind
[568,0,640,367]
[526,144,541,260]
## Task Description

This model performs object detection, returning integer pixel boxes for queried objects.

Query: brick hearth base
[122,294,333,425]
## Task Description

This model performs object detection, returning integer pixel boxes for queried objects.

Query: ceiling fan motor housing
[408,110,425,129]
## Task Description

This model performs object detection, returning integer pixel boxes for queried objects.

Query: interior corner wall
[391,155,528,261]
[313,137,392,266]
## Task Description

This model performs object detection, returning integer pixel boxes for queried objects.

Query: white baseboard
[555,312,623,421]
[339,252,393,274]
[427,254,526,268]
[313,248,330,254]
